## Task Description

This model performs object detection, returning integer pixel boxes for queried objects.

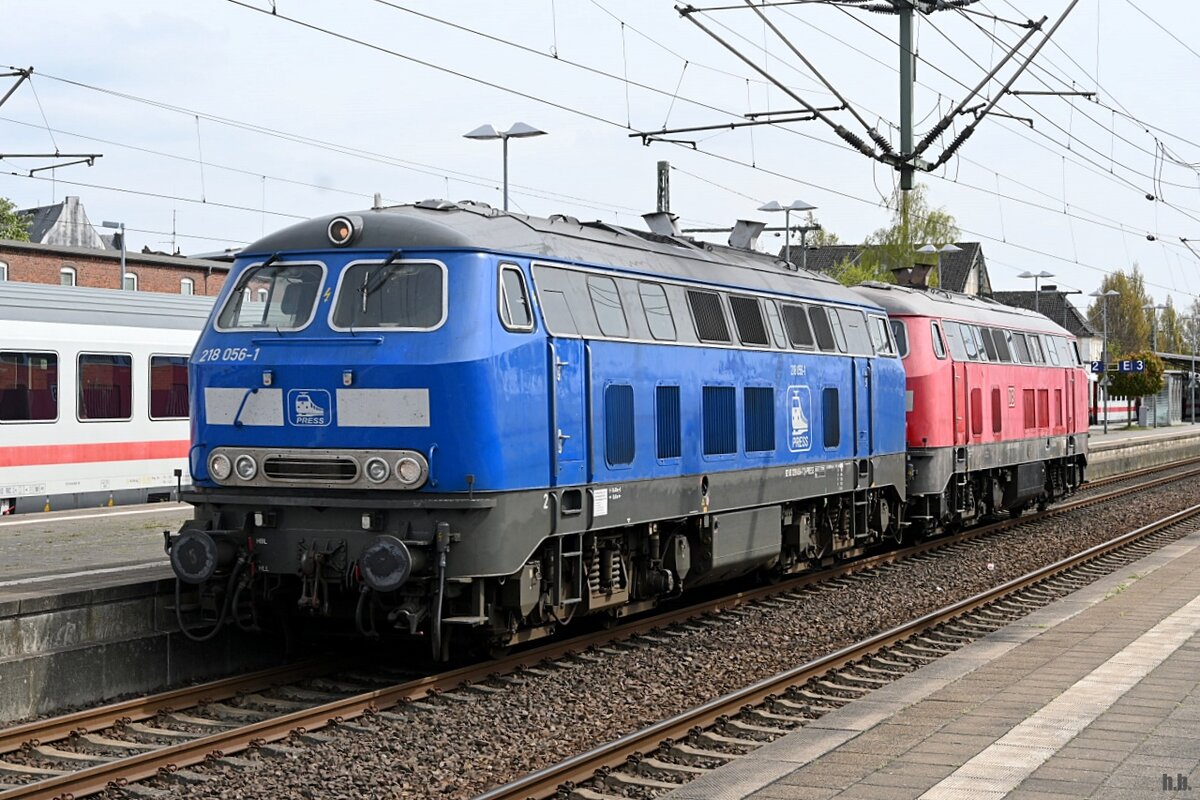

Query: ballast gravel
[136,480,1200,800]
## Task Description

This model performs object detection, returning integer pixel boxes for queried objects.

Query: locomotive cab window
[930,321,947,359]
[1028,334,1045,364]
[331,260,444,331]
[1045,336,1061,365]
[991,328,1012,362]
[875,317,901,357]
[220,261,326,331]
[1011,332,1032,363]
[979,327,999,361]
[498,265,533,331]
[836,309,871,355]
[78,353,133,421]
[762,301,788,349]
[959,323,979,360]
[0,351,58,423]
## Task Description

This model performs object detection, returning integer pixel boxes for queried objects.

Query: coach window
[0,352,58,422]
[180,278,194,296]
[809,306,837,352]
[780,303,815,349]
[123,272,139,292]
[499,265,534,332]
[587,276,628,338]
[687,290,731,343]
[638,283,676,341]
[730,296,770,346]
[0,261,7,281]
[223,262,326,331]
[60,266,76,287]
[1011,332,1032,363]
[78,353,133,421]
[149,356,189,419]
[930,321,947,359]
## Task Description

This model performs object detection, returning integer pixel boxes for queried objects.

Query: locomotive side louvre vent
[687,290,731,343]
[604,384,636,466]
[729,296,770,346]
[656,385,682,460]
[702,385,737,456]
[263,456,359,482]
[744,387,776,452]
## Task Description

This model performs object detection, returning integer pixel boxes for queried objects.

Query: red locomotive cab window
[930,322,946,359]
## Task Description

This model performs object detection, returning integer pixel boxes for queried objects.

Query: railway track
[2,457,1198,800]
[479,502,1200,800]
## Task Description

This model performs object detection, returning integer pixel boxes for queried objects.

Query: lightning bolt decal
[323,287,332,302]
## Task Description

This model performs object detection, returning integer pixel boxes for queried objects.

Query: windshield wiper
[230,252,281,297]
[358,250,404,314]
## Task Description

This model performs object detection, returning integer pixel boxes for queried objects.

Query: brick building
[0,196,231,295]
[0,239,230,295]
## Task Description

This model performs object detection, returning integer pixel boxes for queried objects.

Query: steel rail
[2,458,1197,799]
[477,503,1200,800]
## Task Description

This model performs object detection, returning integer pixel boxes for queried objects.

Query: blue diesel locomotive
[168,200,907,656]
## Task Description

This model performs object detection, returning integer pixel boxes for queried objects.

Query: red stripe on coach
[0,440,190,468]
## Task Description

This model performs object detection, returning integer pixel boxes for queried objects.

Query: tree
[1108,350,1165,405]
[0,197,30,241]
[1157,296,1185,354]
[830,184,959,287]
[1181,298,1200,355]
[1085,266,1151,356]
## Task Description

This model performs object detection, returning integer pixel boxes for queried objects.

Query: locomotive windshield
[217,262,324,331]
[331,261,445,330]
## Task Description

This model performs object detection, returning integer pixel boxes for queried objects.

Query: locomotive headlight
[395,456,424,487]
[364,457,390,484]
[209,453,232,481]
[234,454,258,481]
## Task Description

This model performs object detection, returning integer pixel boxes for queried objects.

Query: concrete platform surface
[665,529,1200,800]
[1088,422,1200,451]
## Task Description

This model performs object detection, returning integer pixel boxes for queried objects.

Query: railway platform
[665,528,1200,799]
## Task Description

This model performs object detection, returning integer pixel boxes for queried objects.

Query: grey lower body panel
[908,434,1088,497]
[183,452,906,581]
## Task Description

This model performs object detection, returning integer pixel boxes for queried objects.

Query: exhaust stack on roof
[642,211,681,237]
[728,220,766,251]
[890,262,934,289]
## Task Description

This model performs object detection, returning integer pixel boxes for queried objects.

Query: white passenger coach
[0,282,211,514]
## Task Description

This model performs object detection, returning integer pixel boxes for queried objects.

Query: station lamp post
[1144,302,1166,428]
[916,243,962,286]
[1019,270,1055,313]
[1089,288,1119,434]
[101,219,126,290]
[757,200,818,270]
[463,122,547,212]
[1189,317,1198,425]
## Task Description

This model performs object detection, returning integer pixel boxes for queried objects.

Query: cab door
[548,338,587,486]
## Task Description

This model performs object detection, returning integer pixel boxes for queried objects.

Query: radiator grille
[263,456,358,481]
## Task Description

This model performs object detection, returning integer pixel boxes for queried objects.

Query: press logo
[787,385,812,453]
[288,389,331,427]
[1163,772,1191,791]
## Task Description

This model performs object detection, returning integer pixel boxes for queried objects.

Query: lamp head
[463,124,501,140]
[939,243,963,253]
[916,244,938,254]
[757,201,783,212]
[503,122,547,138]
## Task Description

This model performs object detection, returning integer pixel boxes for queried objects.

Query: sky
[2,1,1199,313]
